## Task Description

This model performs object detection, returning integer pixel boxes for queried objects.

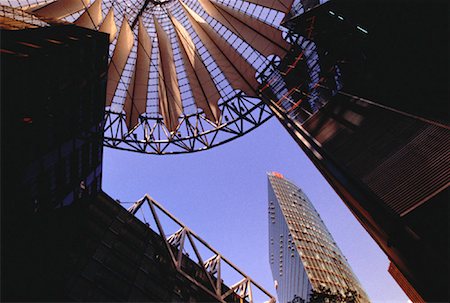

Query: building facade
[1,19,109,300]
[61,191,266,302]
[268,172,369,303]
[388,263,425,303]
[260,1,449,301]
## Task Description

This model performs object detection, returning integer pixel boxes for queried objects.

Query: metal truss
[126,194,276,303]
[257,31,341,124]
[103,93,273,154]
[4,0,285,155]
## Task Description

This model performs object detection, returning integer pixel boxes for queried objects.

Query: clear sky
[102,117,410,303]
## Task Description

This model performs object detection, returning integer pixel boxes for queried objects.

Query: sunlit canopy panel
[243,0,292,13]
[180,1,258,97]
[154,15,183,132]
[22,1,54,12]
[31,0,89,19]
[98,8,117,42]
[105,15,133,106]
[197,0,289,58]
[212,2,290,57]
[123,17,152,130]
[74,0,102,29]
[3,0,293,154]
[170,13,220,123]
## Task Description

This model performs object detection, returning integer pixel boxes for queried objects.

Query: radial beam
[131,0,151,29]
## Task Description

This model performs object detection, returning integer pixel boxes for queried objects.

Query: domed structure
[5,0,294,154]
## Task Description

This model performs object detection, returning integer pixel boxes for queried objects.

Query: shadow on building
[259,1,449,302]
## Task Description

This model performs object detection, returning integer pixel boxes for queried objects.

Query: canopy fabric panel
[99,8,117,42]
[180,1,258,97]
[6,0,292,155]
[196,0,234,33]
[243,0,293,13]
[32,0,90,19]
[24,1,56,13]
[170,14,221,123]
[212,1,290,58]
[105,16,134,106]
[74,0,103,29]
[123,17,152,130]
[154,16,183,132]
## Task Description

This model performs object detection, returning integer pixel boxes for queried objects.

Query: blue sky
[103,117,409,302]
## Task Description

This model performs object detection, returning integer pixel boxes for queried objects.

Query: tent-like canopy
[3,0,293,154]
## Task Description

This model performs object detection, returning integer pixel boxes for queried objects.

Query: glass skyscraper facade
[268,172,369,303]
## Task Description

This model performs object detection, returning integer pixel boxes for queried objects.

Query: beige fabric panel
[181,2,257,97]
[171,14,221,123]
[154,16,182,132]
[204,27,260,94]
[213,1,289,58]
[74,0,102,29]
[105,16,134,106]
[99,8,117,42]
[123,73,135,130]
[33,0,89,19]
[24,2,56,13]
[157,57,171,132]
[244,0,293,13]
[124,17,152,130]
[196,0,233,32]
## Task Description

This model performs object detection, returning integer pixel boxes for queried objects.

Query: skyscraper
[268,172,369,303]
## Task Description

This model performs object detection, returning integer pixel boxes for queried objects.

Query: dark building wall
[388,262,425,303]
[64,192,231,302]
[300,95,448,299]
[2,187,239,302]
[301,96,449,218]
[1,25,109,301]
[282,0,449,124]
[1,25,108,212]
[266,92,449,302]
[260,1,449,301]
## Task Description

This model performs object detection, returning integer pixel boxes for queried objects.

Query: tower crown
[270,172,285,179]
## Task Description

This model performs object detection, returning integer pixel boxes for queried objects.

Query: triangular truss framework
[103,93,273,154]
[126,194,276,303]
